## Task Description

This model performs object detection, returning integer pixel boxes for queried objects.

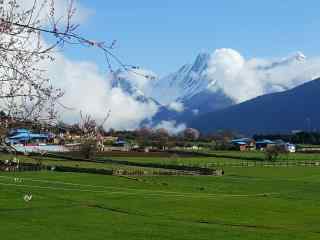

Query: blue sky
[65,0,320,76]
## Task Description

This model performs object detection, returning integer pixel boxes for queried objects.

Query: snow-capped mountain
[149,52,211,105]
[259,51,306,71]
[109,49,318,128]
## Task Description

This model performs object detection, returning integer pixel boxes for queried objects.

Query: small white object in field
[24,194,32,202]
[14,178,22,183]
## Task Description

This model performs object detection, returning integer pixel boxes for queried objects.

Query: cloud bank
[46,53,158,130]
[168,101,185,112]
[154,121,186,135]
[206,48,320,103]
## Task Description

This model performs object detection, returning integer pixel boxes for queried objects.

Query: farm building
[231,138,256,151]
[256,139,275,150]
[285,143,296,153]
[5,128,52,145]
[256,139,296,153]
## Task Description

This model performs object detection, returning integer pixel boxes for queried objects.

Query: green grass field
[203,150,320,161]
[1,161,320,239]
[107,152,320,169]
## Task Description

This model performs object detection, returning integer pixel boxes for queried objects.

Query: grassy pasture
[1,151,320,239]
[91,150,320,162]
[103,150,320,168]
[1,166,320,239]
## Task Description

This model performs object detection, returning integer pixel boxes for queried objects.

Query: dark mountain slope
[151,89,234,125]
[191,78,320,134]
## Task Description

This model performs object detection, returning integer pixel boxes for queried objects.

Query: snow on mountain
[149,50,310,107]
[111,50,312,109]
[149,53,211,105]
[259,51,306,71]
[108,49,320,129]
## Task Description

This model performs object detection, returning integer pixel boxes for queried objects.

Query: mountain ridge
[190,78,320,134]
[109,49,316,129]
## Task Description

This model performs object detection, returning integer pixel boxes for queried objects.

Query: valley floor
[1,164,320,239]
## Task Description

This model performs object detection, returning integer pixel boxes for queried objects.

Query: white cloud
[168,101,185,112]
[0,1,157,130]
[206,48,320,103]
[45,52,158,130]
[206,48,263,103]
[154,121,186,135]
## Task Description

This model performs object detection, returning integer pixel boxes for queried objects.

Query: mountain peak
[258,51,307,71]
[191,52,210,72]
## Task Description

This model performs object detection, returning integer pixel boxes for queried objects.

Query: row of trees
[107,127,201,149]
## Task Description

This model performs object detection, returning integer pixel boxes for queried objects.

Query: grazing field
[106,152,320,169]
[93,150,320,162]
[1,164,320,239]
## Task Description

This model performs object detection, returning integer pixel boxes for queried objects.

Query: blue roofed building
[255,139,275,150]
[231,138,256,151]
[256,139,296,153]
[5,128,51,145]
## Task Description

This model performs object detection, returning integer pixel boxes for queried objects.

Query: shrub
[265,145,287,161]
[80,139,97,160]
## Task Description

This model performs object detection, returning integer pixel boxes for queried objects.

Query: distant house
[255,140,275,150]
[256,139,275,150]
[285,143,296,153]
[5,128,51,145]
[4,128,69,153]
[274,140,296,153]
[231,138,256,151]
[256,139,296,153]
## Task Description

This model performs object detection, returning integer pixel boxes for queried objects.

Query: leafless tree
[0,0,147,125]
[78,111,110,159]
[0,0,69,122]
[182,128,200,141]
